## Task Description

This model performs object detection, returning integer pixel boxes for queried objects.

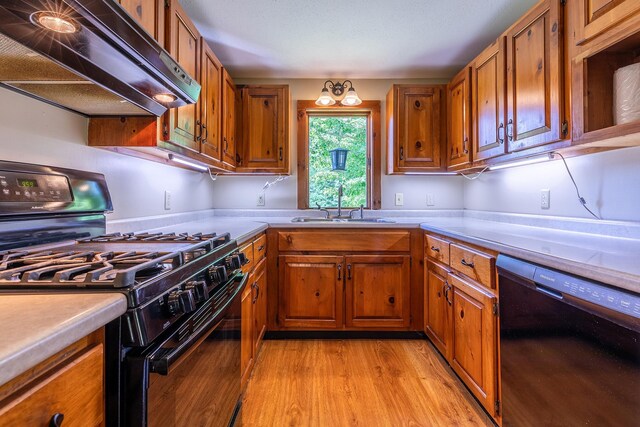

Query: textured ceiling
[180,0,538,79]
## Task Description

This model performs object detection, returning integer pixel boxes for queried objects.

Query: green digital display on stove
[17,178,38,188]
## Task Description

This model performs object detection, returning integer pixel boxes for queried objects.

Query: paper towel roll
[614,62,640,125]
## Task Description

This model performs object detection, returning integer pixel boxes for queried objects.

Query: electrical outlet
[257,194,265,206]
[540,189,550,209]
[395,193,404,206]
[426,193,435,206]
[164,191,171,210]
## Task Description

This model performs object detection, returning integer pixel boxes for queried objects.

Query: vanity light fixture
[31,12,79,34]
[488,153,554,171]
[168,153,209,172]
[315,80,362,106]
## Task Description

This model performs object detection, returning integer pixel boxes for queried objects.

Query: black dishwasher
[497,255,640,427]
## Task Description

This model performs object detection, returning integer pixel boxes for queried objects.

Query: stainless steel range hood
[0,0,201,117]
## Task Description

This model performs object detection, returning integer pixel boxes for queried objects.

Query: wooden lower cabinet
[424,261,453,360]
[345,255,410,328]
[253,258,268,354]
[449,273,498,418]
[241,277,254,387]
[0,331,104,426]
[278,255,344,329]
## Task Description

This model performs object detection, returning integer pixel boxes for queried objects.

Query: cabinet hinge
[495,399,501,415]
[492,302,499,316]
[561,120,568,137]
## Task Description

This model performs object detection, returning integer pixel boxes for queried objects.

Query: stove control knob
[226,254,243,270]
[207,265,228,285]
[166,289,197,316]
[185,280,209,303]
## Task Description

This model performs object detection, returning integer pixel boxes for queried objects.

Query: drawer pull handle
[347,264,352,280]
[286,235,293,244]
[460,259,475,269]
[430,246,440,253]
[443,283,452,306]
[252,282,260,304]
[460,309,465,319]
[50,413,64,427]
[257,245,265,251]
[337,264,342,281]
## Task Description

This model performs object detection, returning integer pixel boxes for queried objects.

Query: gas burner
[80,232,218,243]
[0,249,181,287]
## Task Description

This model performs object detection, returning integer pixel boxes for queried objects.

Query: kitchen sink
[290,217,395,223]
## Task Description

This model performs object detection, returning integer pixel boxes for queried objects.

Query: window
[297,101,381,209]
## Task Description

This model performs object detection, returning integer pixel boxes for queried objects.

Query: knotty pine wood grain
[241,339,493,426]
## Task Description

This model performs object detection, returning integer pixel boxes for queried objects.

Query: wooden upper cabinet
[447,67,472,169]
[200,43,223,162]
[238,86,290,173]
[164,0,201,152]
[387,85,446,173]
[344,255,410,329]
[222,69,237,167]
[449,273,498,418]
[472,39,506,161]
[116,0,164,45]
[505,0,565,153]
[278,255,343,329]
[575,0,640,45]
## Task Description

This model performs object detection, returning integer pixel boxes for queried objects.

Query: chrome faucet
[337,184,344,218]
[349,204,364,219]
[315,203,330,218]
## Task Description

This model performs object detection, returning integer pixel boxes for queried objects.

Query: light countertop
[0,293,127,387]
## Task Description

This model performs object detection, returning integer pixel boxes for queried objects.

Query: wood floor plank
[240,339,493,427]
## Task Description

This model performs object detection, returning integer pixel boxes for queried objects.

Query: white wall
[0,88,216,220]
[463,146,640,222]
[211,78,465,210]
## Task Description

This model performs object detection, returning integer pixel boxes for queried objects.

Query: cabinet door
[344,255,410,328]
[253,258,267,355]
[239,86,289,172]
[576,0,640,45]
[396,86,443,170]
[447,67,472,168]
[278,255,343,329]
[425,261,453,360]
[164,0,201,152]
[450,274,498,417]
[505,0,565,152]
[241,278,254,387]
[472,39,506,161]
[221,69,237,167]
[200,43,223,162]
[117,0,164,45]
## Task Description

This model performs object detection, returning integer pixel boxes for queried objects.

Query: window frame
[296,100,381,210]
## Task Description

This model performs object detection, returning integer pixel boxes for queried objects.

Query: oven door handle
[149,273,248,375]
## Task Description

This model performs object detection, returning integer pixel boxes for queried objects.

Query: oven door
[126,273,246,427]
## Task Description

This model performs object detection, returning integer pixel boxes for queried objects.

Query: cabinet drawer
[278,231,411,252]
[0,345,104,426]
[239,242,254,274]
[253,234,267,261]
[425,235,450,264]
[450,243,495,289]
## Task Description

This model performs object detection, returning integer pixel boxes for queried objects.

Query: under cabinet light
[489,153,554,171]
[168,154,209,172]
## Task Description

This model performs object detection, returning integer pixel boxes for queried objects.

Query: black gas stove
[0,160,246,427]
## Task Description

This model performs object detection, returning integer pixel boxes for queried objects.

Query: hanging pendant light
[330,148,349,171]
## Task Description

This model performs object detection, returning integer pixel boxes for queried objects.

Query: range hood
[0,0,200,116]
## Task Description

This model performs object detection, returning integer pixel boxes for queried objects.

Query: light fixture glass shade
[315,87,336,106]
[341,87,362,106]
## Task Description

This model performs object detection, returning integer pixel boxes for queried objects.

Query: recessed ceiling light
[31,12,79,34]
[153,93,177,103]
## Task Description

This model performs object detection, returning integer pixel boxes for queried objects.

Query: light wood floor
[240,339,494,427]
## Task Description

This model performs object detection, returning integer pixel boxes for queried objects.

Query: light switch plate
[541,189,550,209]
[395,193,404,206]
[164,190,171,210]
[426,193,435,206]
[257,194,265,206]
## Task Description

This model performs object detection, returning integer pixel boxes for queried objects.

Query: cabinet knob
[388,296,395,304]
[49,413,64,427]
